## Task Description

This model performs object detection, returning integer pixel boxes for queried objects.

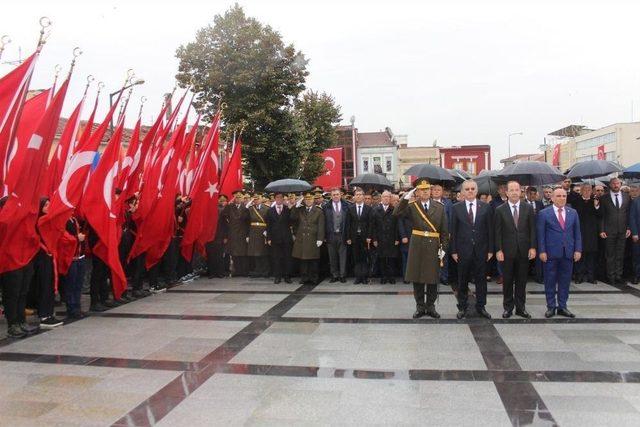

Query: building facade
[335,124,357,187]
[439,145,491,175]
[397,142,440,189]
[356,128,398,187]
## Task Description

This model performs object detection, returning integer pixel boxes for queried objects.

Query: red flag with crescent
[219,138,242,198]
[313,147,342,190]
[597,145,605,160]
[552,144,560,167]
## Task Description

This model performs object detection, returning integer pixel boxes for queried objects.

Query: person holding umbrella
[266,192,294,284]
[393,180,448,319]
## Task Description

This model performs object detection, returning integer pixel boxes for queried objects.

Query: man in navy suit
[537,188,582,318]
[450,180,494,319]
[323,188,349,283]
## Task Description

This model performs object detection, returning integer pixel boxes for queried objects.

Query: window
[453,161,464,169]
[605,151,616,161]
[576,132,616,150]
[363,158,369,172]
[373,157,382,174]
[466,161,476,175]
[385,156,392,173]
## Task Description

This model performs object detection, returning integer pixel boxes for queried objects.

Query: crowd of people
[2,175,639,338]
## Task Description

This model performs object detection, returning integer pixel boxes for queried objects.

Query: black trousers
[605,234,627,281]
[232,255,249,276]
[575,251,596,281]
[1,262,34,326]
[250,256,269,277]
[299,259,318,284]
[378,256,397,280]
[162,237,180,283]
[270,242,292,279]
[327,236,347,279]
[33,249,55,318]
[206,241,225,277]
[456,249,488,310]
[129,255,145,290]
[352,235,369,280]
[413,282,438,309]
[501,256,529,311]
[90,256,110,304]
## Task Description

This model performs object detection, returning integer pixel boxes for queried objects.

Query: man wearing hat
[247,192,270,278]
[221,190,249,276]
[266,192,294,284]
[291,192,325,285]
[394,180,448,318]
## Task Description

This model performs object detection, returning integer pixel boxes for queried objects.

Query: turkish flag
[129,116,189,269]
[4,88,52,194]
[313,147,342,189]
[44,96,84,197]
[82,118,127,298]
[219,138,242,198]
[0,52,39,194]
[181,112,220,261]
[552,144,560,167]
[0,77,69,273]
[177,115,200,194]
[38,91,122,273]
[597,145,605,160]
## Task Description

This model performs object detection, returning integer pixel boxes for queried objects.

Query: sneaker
[150,285,167,293]
[19,322,40,335]
[90,303,108,312]
[7,324,27,338]
[67,311,86,320]
[40,316,64,329]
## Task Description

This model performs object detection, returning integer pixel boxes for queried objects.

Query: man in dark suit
[573,183,600,284]
[266,192,293,284]
[346,187,374,284]
[537,188,582,318]
[495,181,537,318]
[372,190,399,284]
[450,180,494,319]
[323,188,349,283]
[524,187,544,214]
[598,177,631,285]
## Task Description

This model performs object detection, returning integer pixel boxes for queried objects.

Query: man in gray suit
[323,188,349,283]
[598,177,631,285]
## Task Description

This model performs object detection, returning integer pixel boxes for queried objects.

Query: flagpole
[138,96,147,119]
[0,35,11,61]
[36,17,52,51]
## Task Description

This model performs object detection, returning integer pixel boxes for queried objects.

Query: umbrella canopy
[404,164,455,184]
[474,175,501,195]
[350,173,393,189]
[567,160,623,179]
[448,168,472,184]
[623,163,640,179]
[495,161,565,186]
[264,178,312,193]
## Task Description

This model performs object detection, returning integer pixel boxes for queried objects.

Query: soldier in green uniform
[220,190,249,276]
[393,180,449,318]
[291,192,325,285]
[247,193,270,277]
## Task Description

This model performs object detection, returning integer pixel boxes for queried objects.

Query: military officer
[393,180,449,319]
[247,192,270,277]
[291,192,325,285]
[220,189,249,276]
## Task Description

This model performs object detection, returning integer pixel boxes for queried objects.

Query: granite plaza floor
[3,277,640,426]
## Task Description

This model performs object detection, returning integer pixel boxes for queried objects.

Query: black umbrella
[448,168,472,184]
[474,175,502,195]
[495,161,565,186]
[567,160,623,179]
[350,173,393,189]
[264,178,312,193]
[623,162,640,179]
[404,164,455,183]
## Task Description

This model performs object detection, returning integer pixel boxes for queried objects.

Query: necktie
[468,202,474,224]
[557,207,565,229]
[358,205,361,217]
[615,194,620,208]
[423,203,428,211]
[335,202,339,212]
[277,205,281,215]
[512,205,519,229]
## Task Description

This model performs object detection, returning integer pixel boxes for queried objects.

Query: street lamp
[109,78,145,130]
[508,132,523,159]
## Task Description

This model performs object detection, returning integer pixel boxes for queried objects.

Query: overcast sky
[3,0,640,168]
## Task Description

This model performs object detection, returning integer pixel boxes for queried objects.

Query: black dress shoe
[575,276,583,284]
[616,278,627,285]
[284,277,292,284]
[515,309,532,319]
[339,277,346,283]
[632,277,639,285]
[353,279,362,285]
[19,322,39,335]
[545,308,556,318]
[557,308,575,318]
[329,277,338,283]
[7,324,27,338]
[477,308,492,319]
[90,303,108,312]
[380,278,387,284]
[274,278,281,284]
[389,278,396,284]
[456,310,466,319]
[413,309,426,319]
[502,310,513,319]
[589,279,598,284]
[425,308,441,319]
